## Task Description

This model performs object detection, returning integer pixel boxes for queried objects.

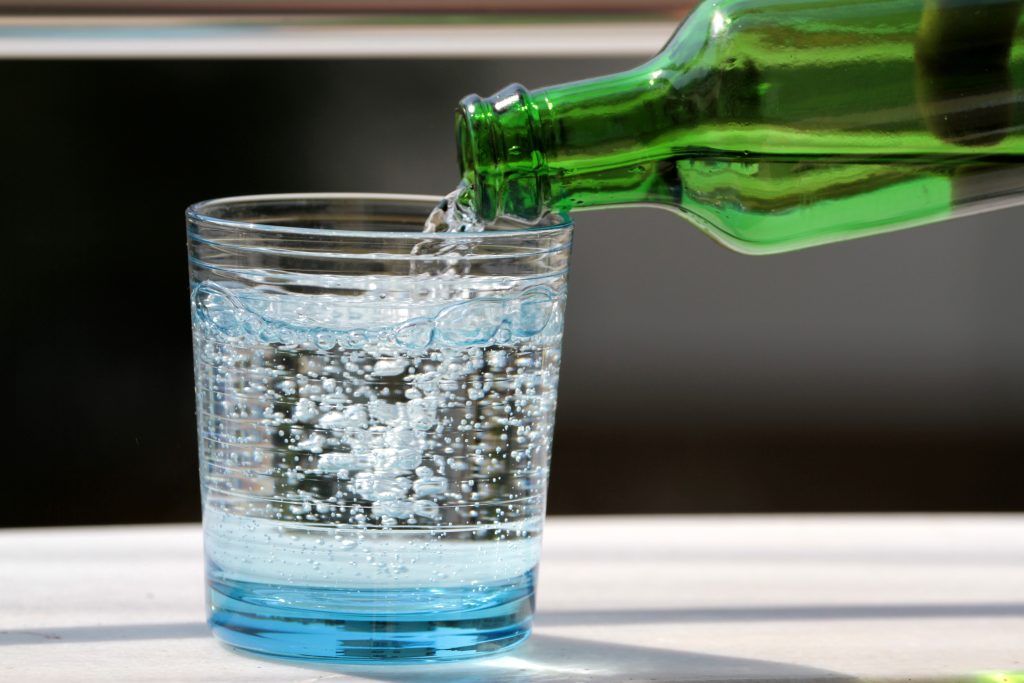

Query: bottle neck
[457,63,671,222]
[457,83,554,223]
[456,0,1024,251]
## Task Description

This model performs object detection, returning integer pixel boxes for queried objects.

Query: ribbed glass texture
[186,194,572,663]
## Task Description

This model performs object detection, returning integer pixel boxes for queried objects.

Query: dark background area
[5,59,1022,527]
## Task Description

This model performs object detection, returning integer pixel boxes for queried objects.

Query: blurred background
[4,6,1022,527]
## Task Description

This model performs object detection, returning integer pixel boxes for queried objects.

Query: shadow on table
[1,622,853,682]
[318,633,855,683]
[3,600,1022,647]
[537,601,1024,626]
[0,622,209,645]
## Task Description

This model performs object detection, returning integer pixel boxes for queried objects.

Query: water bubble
[295,433,325,453]
[413,475,448,497]
[334,537,357,550]
[318,451,373,472]
[406,398,438,431]
[486,349,509,369]
[372,358,408,377]
[345,330,369,348]
[277,325,297,346]
[368,400,401,425]
[447,458,470,472]
[317,411,346,431]
[289,501,312,515]
[292,398,318,423]
[514,288,555,336]
[413,499,441,520]
[386,427,418,449]
[394,319,434,350]
[314,331,336,351]
[319,404,367,431]
[192,283,249,338]
[372,499,415,519]
[436,299,505,346]
[352,472,411,501]
[371,447,421,471]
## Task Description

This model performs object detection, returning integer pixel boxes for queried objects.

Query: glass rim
[186,192,573,239]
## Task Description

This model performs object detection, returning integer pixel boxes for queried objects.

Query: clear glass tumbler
[186,194,572,663]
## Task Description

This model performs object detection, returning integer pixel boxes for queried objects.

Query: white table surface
[2,515,1022,682]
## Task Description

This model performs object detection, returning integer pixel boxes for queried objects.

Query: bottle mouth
[455,93,498,222]
[455,84,548,225]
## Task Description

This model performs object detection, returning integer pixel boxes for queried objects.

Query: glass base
[207,571,536,664]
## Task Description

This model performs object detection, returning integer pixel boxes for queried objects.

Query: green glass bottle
[455,0,1024,253]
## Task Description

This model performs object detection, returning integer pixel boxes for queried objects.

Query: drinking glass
[186,194,572,663]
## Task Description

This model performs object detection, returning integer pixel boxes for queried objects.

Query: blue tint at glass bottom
[206,570,537,663]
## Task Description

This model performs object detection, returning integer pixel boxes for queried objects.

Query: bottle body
[457,0,1024,253]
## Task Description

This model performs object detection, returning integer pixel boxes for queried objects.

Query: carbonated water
[192,259,566,661]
